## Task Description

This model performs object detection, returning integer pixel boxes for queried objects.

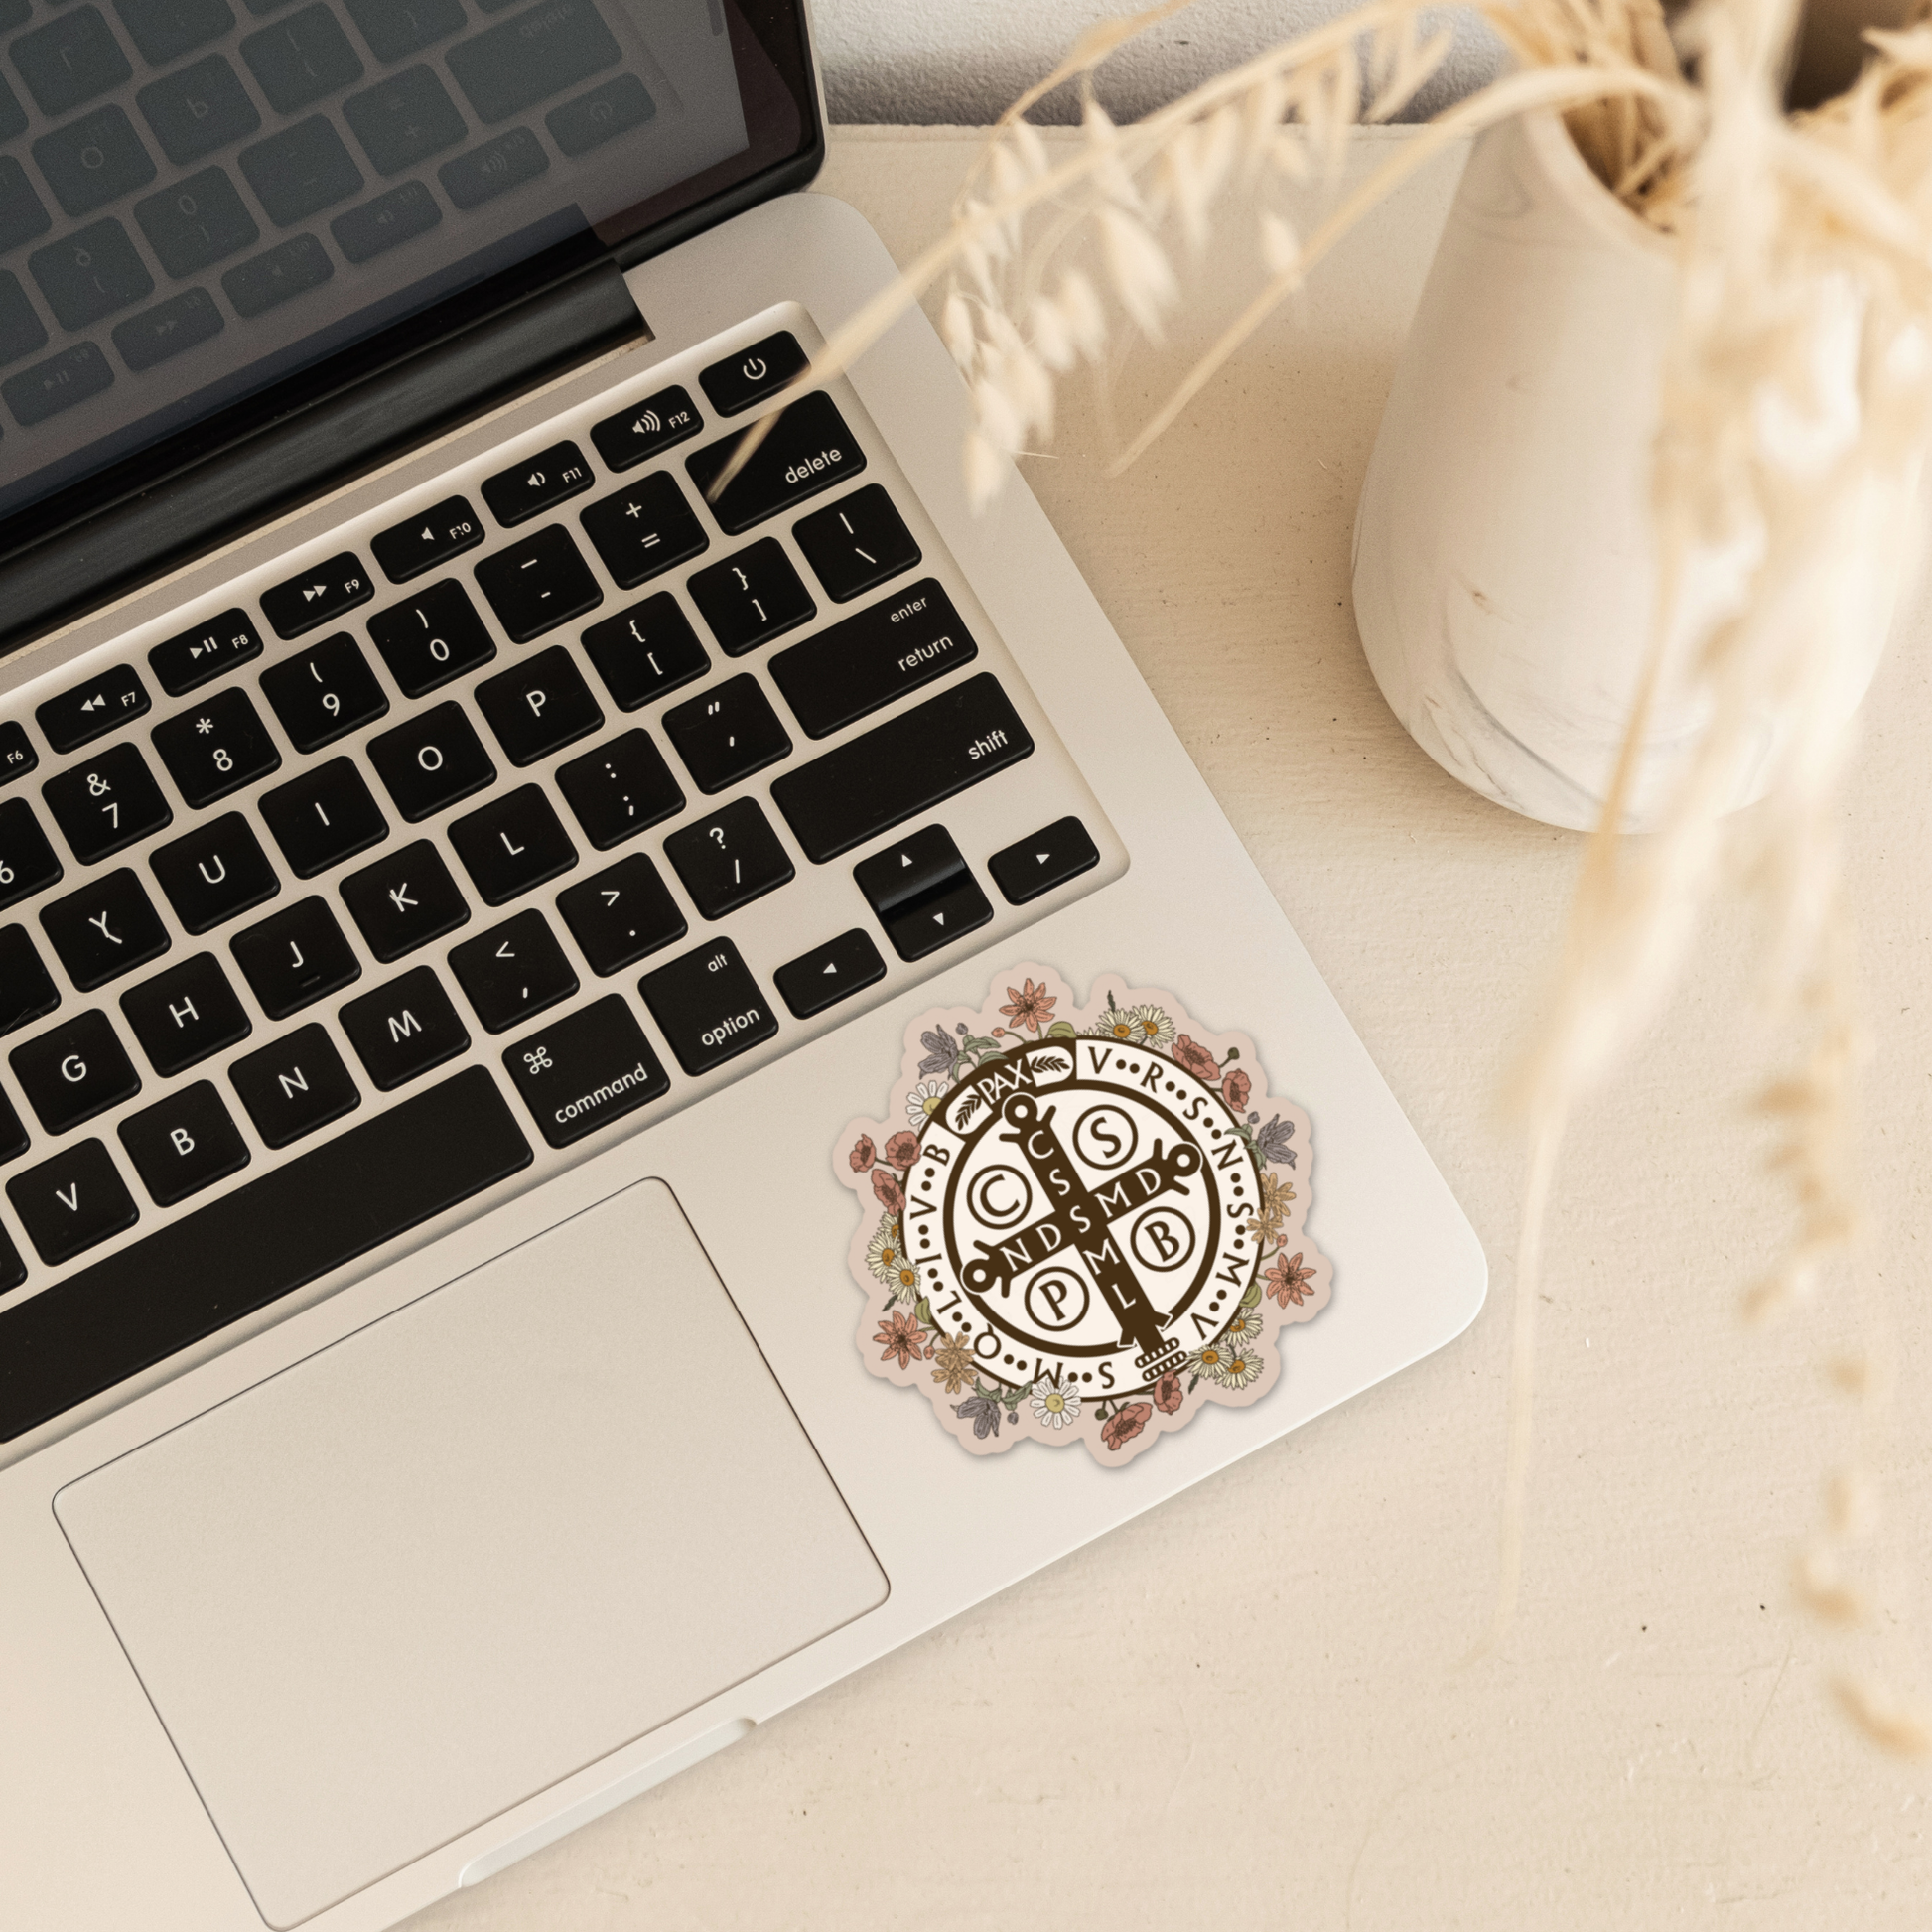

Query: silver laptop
[0,5,1485,1926]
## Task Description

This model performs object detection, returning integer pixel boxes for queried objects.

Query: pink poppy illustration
[1153,1370,1184,1415]
[1222,1068,1251,1112]
[1101,1401,1154,1450]
[1263,1250,1316,1308]
[872,1167,904,1213]
[1172,1034,1219,1082]
[848,1134,876,1173]
[874,1309,930,1369]
[883,1130,920,1170]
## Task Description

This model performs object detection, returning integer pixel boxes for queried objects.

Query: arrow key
[882,869,992,963]
[774,927,885,1020]
[988,815,1100,905]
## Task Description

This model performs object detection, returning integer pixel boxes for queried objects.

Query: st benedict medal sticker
[837,966,1330,1464]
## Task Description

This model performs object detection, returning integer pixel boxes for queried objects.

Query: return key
[768,579,977,739]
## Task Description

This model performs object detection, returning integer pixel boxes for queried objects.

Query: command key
[504,994,669,1148]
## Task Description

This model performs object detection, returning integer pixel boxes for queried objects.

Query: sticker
[837,965,1330,1464]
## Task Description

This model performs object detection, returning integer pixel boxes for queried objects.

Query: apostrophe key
[662,796,793,919]
[579,473,707,590]
[149,608,264,696]
[582,594,709,710]
[371,494,483,582]
[685,392,865,535]
[151,688,281,808]
[260,552,373,639]
[590,384,701,470]
[365,579,495,697]
[43,744,173,865]
[637,937,779,1075]
[259,632,389,753]
[773,927,886,1020]
[502,993,668,1148]
[793,485,921,603]
[38,663,150,754]
[661,674,790,794]
[474,524,604,643]
[482,440,594,526]
[687,538,814,656]
[697,331,808,416]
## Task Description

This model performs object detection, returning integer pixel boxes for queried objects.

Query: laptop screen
[0,0,810,526]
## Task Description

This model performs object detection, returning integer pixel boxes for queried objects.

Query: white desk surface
[410,127,1932,1930]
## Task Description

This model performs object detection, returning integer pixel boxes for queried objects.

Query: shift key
[770,673,1034,864]
[503,994,667,1147]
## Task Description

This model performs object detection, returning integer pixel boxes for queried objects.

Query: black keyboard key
[556,729,681,849]
[853,824,966,920]
[578,472,706,590]
[770,673,1034,864]
[13,7,131,116]
[258,757,385,877]
[7,1140,137,1267]
[120,952,250,1074]
[366,701,493,820]
[474,524,602,642]
[476,647,601,764]
[30,218,152,329]
[0,160,52,256]
[637,937,778,1076]
[483,439,593,526]
[546,70,652,155]
[138,55,261,166]
[133,166,257,275]
[149,608,263,696]
[768,579,975,741]
[240,3,362,113]
[0,269,47,372]
[699,331,809,417]
[590,383,699,472]
[447,0,620,124]
[661,673,789,794]
[151,687,280,807]
[0,800,62,910]
[0,1065,529,1442]
[883,869,992,962]
[371,495,482,583]
[239,116,362,226]
[230,895,359,1016]
[583,594,707,710]
[331,177,440,261]
[437,125,546,208]
[774,927,885,1021]
[40,869,170,989]
[38,662,150,754]
[0,1220,25,1294]
[261,553,373,638]
[688,539,813,656]
[556,852,683,975]
[118,1080,248,1206]
[345,65,465,176]
[0,723,34,787]
[340,963,467,1089]
[449,784,574,904]
[503,992,664,1148]
[35,107,157,218]
[150,813,279,932]
[451,907,577,1033]
[686,393,865,536]
[339,839,468,961]
[793,486,921,604]
[113,0,234,68]
[344,0,464,61]
[662,796,792,920]
[230,1022,358,1148]
[11,1009,140,1134]
[44,745,173,865]
[259,630,387,749]
[366,578,494,696]
[0,70,20,145]
[222,233,333,314]
[989,816,1100,904]
[114,288,225,372]
[0,925,58,1036]
[0,1086,24,1163]
[3,344,114,426]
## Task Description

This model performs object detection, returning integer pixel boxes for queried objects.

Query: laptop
[0,5,1485,1926]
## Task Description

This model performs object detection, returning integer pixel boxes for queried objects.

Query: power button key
[698,331,810,416]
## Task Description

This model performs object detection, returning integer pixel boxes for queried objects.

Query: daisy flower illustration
[865,1216,904,1284]
[1030,1377,1081,1429]
[905,1079,948,1127]
[1220,1344,1263,1390]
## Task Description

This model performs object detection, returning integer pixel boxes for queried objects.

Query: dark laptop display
[0,0,818,642]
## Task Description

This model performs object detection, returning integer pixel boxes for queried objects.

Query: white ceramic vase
[1351,109,1887,833]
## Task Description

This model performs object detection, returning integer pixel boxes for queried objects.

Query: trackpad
[56,1178,887,1928]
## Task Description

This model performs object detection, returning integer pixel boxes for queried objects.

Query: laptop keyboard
[0,318,1119,1445]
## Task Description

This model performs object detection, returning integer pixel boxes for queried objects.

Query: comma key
[503,993,667,1149]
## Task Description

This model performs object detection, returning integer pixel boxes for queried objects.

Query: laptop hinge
[0,259,647,661]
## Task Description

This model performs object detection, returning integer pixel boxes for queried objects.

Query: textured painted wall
[812,0,1505,125]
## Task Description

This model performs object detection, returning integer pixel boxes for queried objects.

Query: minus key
[774,927,886,1019]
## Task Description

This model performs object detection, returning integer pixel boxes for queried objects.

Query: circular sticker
[838,967,1330,1463]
